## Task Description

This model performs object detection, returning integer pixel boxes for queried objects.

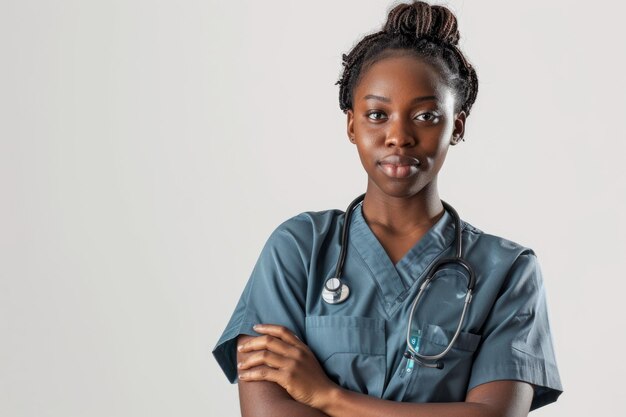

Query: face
[347,52,466,200]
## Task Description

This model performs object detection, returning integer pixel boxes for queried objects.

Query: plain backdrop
[1,0,625,416]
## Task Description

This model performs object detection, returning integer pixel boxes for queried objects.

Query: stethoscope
[322,193,476,370]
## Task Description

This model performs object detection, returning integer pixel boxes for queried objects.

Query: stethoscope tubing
[323,193,476,369]
[330,193,366,284]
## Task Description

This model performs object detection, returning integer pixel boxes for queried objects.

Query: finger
[252,324,302,346]
[238,349,291,371]
[238,365,281,384]
[238,334,295,356]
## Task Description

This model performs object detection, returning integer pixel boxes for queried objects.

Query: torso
[214,205,562,404]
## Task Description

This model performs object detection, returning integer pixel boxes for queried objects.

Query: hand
[237,324,339,410]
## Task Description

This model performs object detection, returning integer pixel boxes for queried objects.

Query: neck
[361,182,444,235]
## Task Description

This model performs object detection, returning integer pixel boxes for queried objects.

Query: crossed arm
[236,324,534,417]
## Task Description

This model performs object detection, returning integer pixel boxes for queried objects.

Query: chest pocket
[403,323,481,402]
[305,315,386,397]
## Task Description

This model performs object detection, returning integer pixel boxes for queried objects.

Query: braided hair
[337,1,478,116]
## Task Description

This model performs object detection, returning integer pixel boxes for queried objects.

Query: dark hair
[336,1,478,115]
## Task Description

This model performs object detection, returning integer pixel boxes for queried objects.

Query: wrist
[316,384,346,416]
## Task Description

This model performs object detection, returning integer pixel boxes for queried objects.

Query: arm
[238,325,534,417]
[321,380,533,417]
[237,335,330,417]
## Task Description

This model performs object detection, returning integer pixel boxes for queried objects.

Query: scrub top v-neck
[213,202,563,410]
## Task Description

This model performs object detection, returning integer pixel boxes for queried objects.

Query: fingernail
[237,362,242,368]
[253,324,260,330]
[237,345,243,351]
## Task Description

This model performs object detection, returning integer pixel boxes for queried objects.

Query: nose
[385,116,416,148]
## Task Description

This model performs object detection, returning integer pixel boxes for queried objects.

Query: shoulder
[268,208,345,244]
[459,218,540,282]
[260,208,345,261]
[457,219,549,321]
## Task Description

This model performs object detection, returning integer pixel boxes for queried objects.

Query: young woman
[213,2,563,416]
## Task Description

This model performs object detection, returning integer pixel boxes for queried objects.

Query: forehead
[354,53,453,103]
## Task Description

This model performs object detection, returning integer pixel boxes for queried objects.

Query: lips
[377,154,421,178]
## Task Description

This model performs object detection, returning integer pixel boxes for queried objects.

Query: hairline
[350,47,463,113]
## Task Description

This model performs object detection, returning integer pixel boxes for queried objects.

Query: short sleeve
[468,252,563,410]
[212,222,309,383]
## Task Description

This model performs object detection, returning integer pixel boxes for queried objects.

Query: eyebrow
[363,94,438,104]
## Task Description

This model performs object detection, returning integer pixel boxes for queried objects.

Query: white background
[1,0,625,416]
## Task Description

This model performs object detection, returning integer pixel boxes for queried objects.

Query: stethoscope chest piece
[322,277,350,304]
[321,194,366,305]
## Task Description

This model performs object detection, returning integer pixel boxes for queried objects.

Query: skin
[346,52,465,263]
[236,53,534,417]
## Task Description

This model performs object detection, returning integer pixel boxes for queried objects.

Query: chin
[372,181,426,199]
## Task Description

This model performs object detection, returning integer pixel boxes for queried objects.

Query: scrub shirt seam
[349,202,405,314]
[397,212,458,270]
[467,362,559,390]
[348,238,392,320]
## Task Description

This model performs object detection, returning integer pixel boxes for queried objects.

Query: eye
[366,110,387,121]
[415,112,440,123]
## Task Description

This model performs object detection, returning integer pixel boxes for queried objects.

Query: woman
[213,2,563,416]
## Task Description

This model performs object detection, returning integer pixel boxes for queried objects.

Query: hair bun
[383,1,460,46]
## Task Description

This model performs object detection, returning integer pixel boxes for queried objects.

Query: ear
[450,111,467,145]
[346,109,356,144]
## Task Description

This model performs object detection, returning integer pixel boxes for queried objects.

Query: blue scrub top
[213,202,563,410]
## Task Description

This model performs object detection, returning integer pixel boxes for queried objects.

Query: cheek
[430,143,451,171]
[355,143,373,167]
[422,123,455,156]
[354,142,381,176]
